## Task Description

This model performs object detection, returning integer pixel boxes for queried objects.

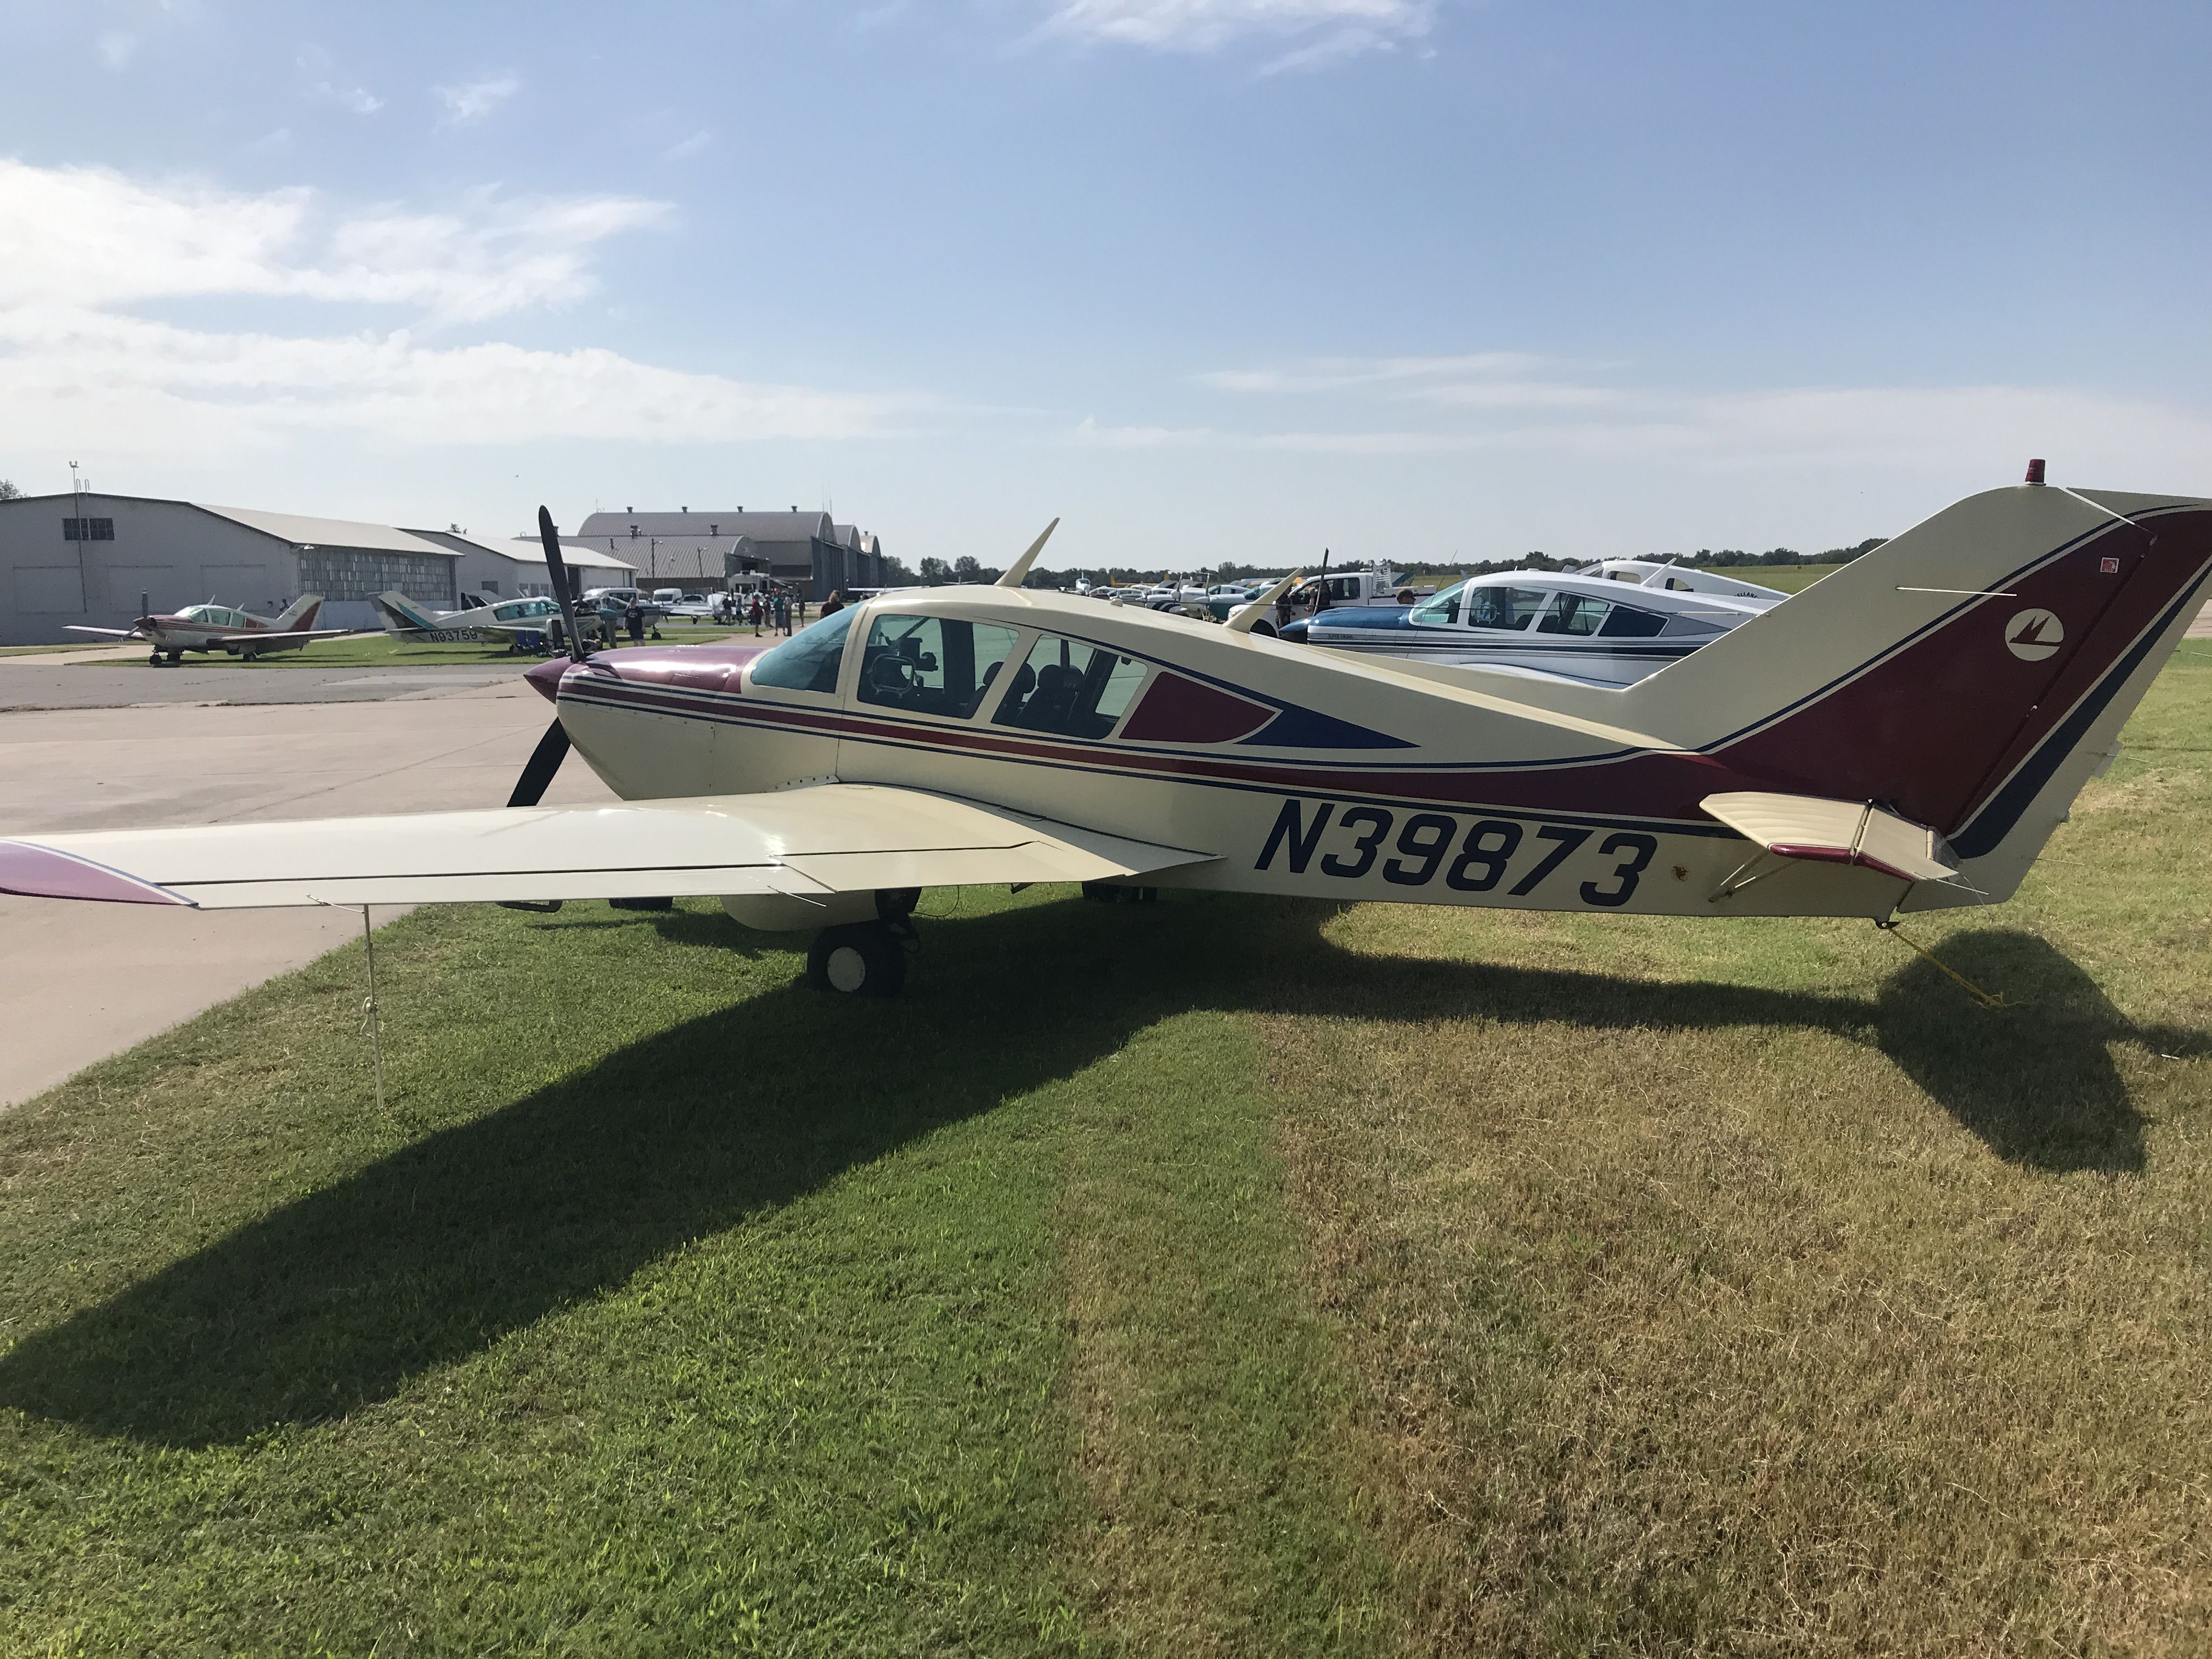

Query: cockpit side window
[1537,592,1611,636]
[992,633,1148,740]
[1596,603,1667,638]
[1408,582,1464,628]
[749,605,857,695]
[857,615,1023,719]
[1465,586,1546,631]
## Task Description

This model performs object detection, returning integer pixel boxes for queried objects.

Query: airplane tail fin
[274,594,323,629]
[1609,482,2212,901]
[371,590,440,636]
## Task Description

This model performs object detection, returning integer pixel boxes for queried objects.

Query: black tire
[147,651,162,667]
[167,651,183,664]
[609,896,673,912]
[806,921,907,996]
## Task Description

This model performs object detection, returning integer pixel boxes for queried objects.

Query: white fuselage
[1287,570,1779,687]
[536,599,1943,925]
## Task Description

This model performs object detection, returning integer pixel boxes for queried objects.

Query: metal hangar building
[0,493,465,644]
[572,507,885,599]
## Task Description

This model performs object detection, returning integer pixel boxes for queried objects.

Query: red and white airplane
[66,595,352,665]
[3,473,2206,997]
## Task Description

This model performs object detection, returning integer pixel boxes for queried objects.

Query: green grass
[3,666,2210,1654]
[1743,561,1847,592]
[67,623,766,670]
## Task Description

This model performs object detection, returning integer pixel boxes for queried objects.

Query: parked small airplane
[65,596,350,665]
[370,590,574,645]
[5,471,2207,1004]
[1277,562,1787,686]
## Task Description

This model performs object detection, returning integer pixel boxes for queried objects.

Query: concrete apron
[0,679,614,1109]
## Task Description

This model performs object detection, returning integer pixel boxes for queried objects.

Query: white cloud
[437,74,521,127]
[0,161,667,322]
[297,47,383,114]
[1082,358,2212,483]
[1039,0,1435,66]
[849,1,910,31]
[661,130,711,162]
[1198,352,1551,393]
[0,160,913,459]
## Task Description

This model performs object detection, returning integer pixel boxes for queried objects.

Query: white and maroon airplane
[66,595,351,665]
[3,473,2206,997]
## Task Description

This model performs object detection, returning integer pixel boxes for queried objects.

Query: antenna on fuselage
[996,518,1060,588]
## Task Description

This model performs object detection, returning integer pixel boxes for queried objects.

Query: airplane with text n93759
[3,475,2208,997]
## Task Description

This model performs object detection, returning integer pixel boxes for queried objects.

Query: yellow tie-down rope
[1874,917,2007,1008]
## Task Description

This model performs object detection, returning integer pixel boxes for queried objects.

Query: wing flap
[0,785,1214,910]
[1701,791,1959,883]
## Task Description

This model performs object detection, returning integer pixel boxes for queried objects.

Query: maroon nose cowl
[524,656,571,704]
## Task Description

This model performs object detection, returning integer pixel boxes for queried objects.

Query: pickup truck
[1232,567,1426,635]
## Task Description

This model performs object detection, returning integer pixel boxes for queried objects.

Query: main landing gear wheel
[806,922,908,997]
[146,651,162,667]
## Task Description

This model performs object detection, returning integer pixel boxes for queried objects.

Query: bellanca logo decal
[2005,608,2064,662]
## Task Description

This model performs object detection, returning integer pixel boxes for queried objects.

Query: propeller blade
[507,719,572,808]
[537,505,589,663]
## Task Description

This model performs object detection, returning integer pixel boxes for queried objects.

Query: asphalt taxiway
[0,656,613,1107]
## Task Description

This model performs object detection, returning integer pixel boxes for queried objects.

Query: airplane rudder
[1717,493,2212,838]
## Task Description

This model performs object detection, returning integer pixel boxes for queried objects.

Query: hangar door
[13,567,86,614]
[105,566,174,614]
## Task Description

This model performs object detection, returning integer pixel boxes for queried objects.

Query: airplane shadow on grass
[2,896,2202,1448]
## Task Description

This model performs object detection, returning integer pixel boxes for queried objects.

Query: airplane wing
[63,625,139,639]
[1700,792,1960,883]
[212,628,356,646]
[0,785,1216,909]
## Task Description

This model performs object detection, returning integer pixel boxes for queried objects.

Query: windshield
[749,605,857,695]
[1409,581,1464,628]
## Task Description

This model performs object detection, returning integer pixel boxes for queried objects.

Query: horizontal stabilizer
[1701,792,1960,884]
[0,784,1215,910]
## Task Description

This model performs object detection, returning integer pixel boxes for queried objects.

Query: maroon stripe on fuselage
[558,675,1762,822]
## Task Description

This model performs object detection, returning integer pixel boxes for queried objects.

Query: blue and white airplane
[1278,561,1791,686]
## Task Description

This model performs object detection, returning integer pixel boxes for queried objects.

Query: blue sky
[2,0,2208,571]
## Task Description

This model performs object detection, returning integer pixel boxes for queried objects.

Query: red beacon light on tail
[2025,458,2046,485]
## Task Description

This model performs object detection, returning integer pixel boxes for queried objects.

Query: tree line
[885,535,1891,591]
